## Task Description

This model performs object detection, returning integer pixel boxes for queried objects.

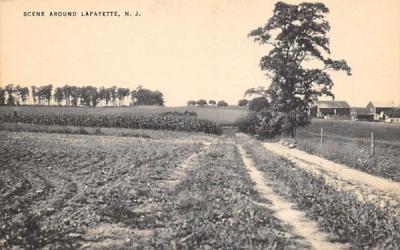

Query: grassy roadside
[299,119,400,143]
[237,135,400,249]
[295,133,400,182]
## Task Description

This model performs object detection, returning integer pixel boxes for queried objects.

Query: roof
[368,101,397,108]
[351,107,374,115]
[313,101,350,109]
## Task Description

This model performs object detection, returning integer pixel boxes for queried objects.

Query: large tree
[248,1,351,137]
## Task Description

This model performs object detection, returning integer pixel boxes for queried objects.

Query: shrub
[248,97,269,112]
[238,110,278,138]
[238,99,248,106]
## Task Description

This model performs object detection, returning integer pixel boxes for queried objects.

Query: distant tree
[31,86,38,105]
[14,85,22,105]
[217,100,228,107]
[208,100,216,106]
[16,86,29,105]
[61,85,72,106]
[117,87,130,106]
[131,86,164,106]
[0,87,6,105]
[38,85,53,105]
[70,86,80,106]
[106,87,114,106]
[248,1,351,136]
[238,99,248,106]
[109,86,118,106]
[5,84,16,106]
[79,86,99,107]
[54,87,64,106]
[249,97,270,112]
[197,99,207,107]
[187,100,196,106]
[98,87,106,106]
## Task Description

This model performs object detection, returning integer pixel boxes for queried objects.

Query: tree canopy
[131,86,164,106]
[248,1,351,137]
[238,99,248,106]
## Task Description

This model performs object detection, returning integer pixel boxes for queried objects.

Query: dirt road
[237,144,350,250]
[263,142,400,209]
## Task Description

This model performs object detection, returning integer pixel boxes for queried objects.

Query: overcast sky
[1,0,399,106]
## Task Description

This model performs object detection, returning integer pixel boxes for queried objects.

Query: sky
[0,0,399,106]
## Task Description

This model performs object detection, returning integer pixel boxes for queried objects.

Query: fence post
[320,126,323,144]
[371,132,374,156]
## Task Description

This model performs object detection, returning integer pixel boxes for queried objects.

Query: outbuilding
[310,101,351,118]
[366,101,396,120]
[350,107,374,121]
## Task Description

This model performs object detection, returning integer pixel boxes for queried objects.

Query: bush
[248,97,269,112]
[238,99,248,106]
[238,110,278,138]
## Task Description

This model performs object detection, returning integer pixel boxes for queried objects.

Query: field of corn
[0,105,249,126]
[1,126,399,249]
[0,111,222,135]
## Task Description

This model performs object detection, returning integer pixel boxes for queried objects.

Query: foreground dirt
[0,132,203,249]
[0,131,305,249]
[2,130,398,249]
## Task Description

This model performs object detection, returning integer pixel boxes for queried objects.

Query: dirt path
[263,142,400,209]
[162,144,210,188]
[237,145,351,250]
[81,143,211,249]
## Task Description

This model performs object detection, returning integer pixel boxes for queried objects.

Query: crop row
[0,132,202,249]
[152,143,305,249]
[237,136,400,249]
[0,112,222,134]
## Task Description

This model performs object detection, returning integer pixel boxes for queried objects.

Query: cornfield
[0,112,222,134]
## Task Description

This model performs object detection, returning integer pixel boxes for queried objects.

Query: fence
[298,127,400,156]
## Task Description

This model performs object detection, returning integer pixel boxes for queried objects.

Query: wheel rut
[237,144,351,250]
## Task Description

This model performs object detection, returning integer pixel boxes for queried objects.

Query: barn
[350,107,374,121]
[366,101,396,120]
[310,101,351,118]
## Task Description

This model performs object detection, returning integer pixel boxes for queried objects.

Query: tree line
[0,84,164,107]
[186,99,229,107]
